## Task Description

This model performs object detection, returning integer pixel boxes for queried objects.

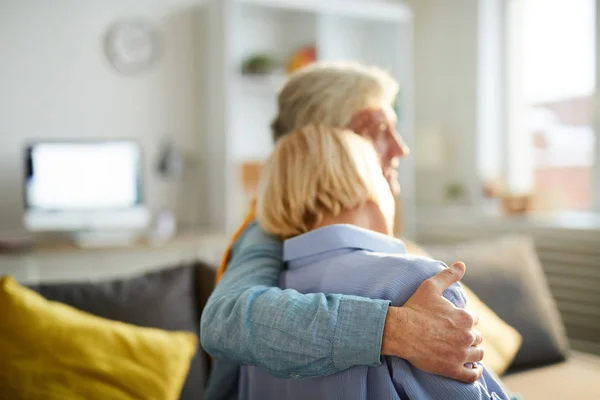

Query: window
[505,0,597,210]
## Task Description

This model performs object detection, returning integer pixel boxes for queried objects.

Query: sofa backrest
[29,261,218,400]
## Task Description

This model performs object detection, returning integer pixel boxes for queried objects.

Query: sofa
[422,234,600,399]
[23,261,217,400]
[3,244,600,399]
[502,351,600,398]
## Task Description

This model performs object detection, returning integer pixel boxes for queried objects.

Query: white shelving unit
[202,0,415,237]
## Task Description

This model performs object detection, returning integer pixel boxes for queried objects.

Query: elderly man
[239,124,509,399]
[201,62,484,400]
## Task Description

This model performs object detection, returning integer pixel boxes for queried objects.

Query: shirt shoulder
[342,251,440,269]
[366,253,466,307]
[284,251,466,308]
[360,252,450,284]
[284,224,406,262]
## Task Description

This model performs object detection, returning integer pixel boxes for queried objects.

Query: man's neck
[312,202,392,236]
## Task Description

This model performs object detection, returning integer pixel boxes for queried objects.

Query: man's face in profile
[348,106,410,196]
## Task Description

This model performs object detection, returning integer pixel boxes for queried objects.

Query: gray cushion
[29,264,207,400]
[425,235,570,372]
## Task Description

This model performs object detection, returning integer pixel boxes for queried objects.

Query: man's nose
[389,132,410,158]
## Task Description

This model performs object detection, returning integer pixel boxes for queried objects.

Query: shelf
[204,0,414,233]
[238,73,288,94]
[238,0,412,22]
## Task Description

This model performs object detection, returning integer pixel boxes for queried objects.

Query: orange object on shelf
[501,194,533,215]
[240,161,263,196]
[286,45,317,73]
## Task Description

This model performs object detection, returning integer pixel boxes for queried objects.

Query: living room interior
[1,0,599,399]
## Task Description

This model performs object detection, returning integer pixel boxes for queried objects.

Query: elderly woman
[201,62,484,400]
[240,124,509,399]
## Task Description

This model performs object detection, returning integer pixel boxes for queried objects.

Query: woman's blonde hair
[257,124,391,238]
[271,62,399,141]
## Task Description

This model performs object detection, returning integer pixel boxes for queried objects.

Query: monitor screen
[25,141,143,211]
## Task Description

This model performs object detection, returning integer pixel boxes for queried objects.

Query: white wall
[0,0,208,232]
[409,0,481,206]
[0,0,484,231]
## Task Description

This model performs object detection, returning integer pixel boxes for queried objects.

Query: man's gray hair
[271,62,399,142]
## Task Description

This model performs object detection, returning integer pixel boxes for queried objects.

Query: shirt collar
[283,224,407,263]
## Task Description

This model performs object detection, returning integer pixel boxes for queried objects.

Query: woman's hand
[381,262,485,383]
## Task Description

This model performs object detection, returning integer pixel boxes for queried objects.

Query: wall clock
[104,18,162,75]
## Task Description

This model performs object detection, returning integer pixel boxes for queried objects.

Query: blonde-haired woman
[201,63,484,400]
[258,125,396,239]
[242,124,508,399]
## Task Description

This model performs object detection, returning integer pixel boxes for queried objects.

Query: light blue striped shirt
[239,224,510,400]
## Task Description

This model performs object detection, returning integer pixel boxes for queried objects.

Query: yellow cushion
[0,276,198,400]
[403,239,522,375]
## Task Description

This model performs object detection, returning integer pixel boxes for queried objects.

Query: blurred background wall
[0,0,207,231]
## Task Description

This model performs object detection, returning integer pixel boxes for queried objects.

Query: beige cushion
[402,238,522,375]
[503,351,600,399]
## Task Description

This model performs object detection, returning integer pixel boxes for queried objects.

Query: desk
[0,233,228,284]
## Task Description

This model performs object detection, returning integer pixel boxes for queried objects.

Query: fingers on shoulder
[424,265,463,293]
[466,346,485,363]
[456,329,477,348]
[452,310,481,346]
[456,308,477,328]
[454,364,484,384]
[438,359,483,384]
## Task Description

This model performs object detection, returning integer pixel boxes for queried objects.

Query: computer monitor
[23,141,150,234]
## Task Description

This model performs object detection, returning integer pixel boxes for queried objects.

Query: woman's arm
[200,222,390,378]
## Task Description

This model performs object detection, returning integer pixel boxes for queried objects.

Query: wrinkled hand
[381,262,484,383]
